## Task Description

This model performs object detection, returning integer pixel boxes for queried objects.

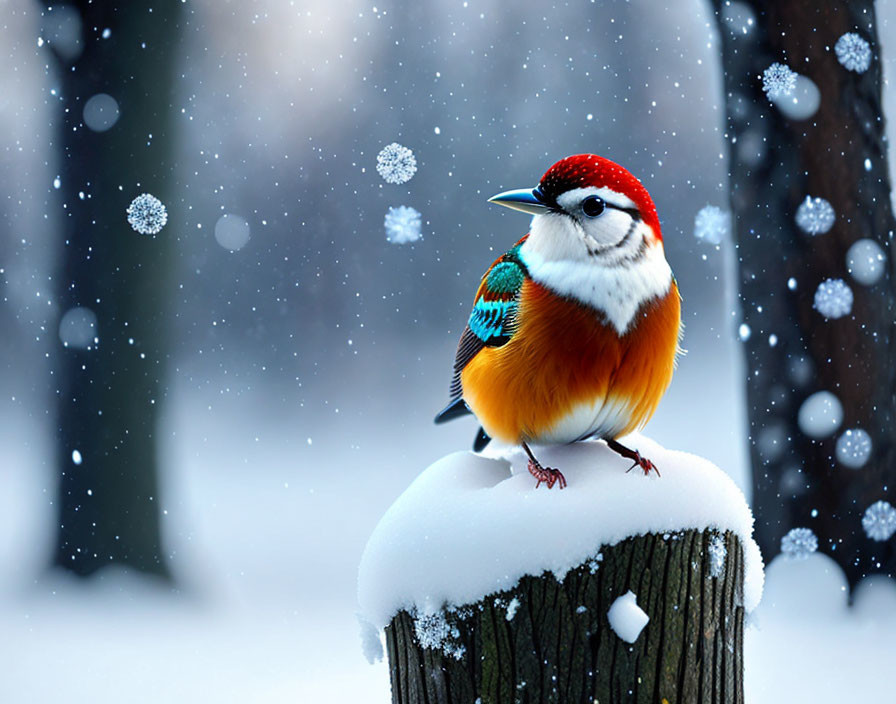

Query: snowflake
[413,610,465,660]
[376,142,417,184]
[835,32,872,73]
[707,534,727,578]
[862,500,896,542]
[126,193,168,235]
[798,391,842,438]
[693,205,730,245]
[781,527,817,559]
[813,278,853,319]
[795,196,836,235]
[846,238,886,285]
[835,428,872,469]
[762,62,797,99]
[384,205,422,244]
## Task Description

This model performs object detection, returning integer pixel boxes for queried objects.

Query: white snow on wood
[607,591,649,643]
[708,533,727,578]
[505,597,520,621]
[357,434,764,631]
[412,609,466,659]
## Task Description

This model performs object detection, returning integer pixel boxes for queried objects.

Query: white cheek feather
[520,216,673,336]
[520,211,588,261]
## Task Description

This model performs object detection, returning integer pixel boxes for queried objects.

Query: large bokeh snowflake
[846,238,886,285]
[835,32,872,73]
[781,527,818,559]
[693,205,730,245]
[384,205,423,244]
[813,278,853,319]
[126,193,168,235]
[862,501,896,541]
[795,196,836,235]
[762,62,797,99]
[835,428,872,469]
[376,142,417,185]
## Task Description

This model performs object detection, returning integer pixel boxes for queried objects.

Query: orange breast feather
[460,279,681,444]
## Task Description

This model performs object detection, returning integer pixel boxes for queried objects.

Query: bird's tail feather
[434,397,472,424]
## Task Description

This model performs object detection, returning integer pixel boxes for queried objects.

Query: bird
[435,154,682,489]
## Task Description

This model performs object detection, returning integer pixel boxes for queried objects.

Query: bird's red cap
[538,154,661,239]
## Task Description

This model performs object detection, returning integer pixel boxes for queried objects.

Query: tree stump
[385,529,745,704]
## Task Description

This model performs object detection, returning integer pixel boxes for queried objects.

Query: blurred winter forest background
[0,0,894,701]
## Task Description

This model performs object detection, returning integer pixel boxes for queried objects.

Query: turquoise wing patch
[448,247,528,400]
[468,299,518,344]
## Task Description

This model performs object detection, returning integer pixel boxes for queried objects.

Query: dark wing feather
[473,426,492,452]
[434,396,472,424]
[449,326,486,400]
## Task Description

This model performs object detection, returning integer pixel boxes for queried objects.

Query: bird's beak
[488,188,552,215]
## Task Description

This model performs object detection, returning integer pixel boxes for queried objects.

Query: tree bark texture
[45,1,183,577]
[711,1,896,586]
[386,530,745,704]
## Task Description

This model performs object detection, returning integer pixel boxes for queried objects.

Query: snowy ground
[0,340,893,702]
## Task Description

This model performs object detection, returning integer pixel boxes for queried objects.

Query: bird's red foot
[606,439,661,477]
[527,459,567,489]
[624,451,660,477]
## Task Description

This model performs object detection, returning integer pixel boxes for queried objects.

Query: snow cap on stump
[357,434,764,631]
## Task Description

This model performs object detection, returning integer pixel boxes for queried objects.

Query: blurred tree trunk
[711,1,896,585]
[43,1,183,577]
[386,530,745,704]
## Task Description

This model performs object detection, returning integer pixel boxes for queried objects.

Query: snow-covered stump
[358,436,763,704]
[386,529,744,703]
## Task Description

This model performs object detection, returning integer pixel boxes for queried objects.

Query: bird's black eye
[582,195,605,217]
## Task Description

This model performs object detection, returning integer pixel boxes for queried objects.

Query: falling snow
[762,62,797,99]
[795,196,836,235]
[861,501,896,542]
[58,306,98,349]
[82,93,120,132]
[798,391,843,439]
[813,278,853,319]
[781,527,818,560]
[376,142,417,184]
[693,205,730,245]
[384,205,423,244]
[126,193,168,235]
[836,429,873,469]
[771,74,820,121]
[846,239,886,285]
[214,213,251,251]
[835,32,872,73]
[505,597,520,621]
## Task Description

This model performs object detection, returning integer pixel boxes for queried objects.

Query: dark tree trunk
[44,1,183,577]
[711,0,896,585]
[386,530,745,704]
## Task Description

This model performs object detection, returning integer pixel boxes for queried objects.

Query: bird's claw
[527,459,567,489]
[624,451,660,477]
